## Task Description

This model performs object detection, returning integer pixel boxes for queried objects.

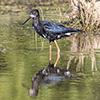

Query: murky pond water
[0,7,100,100]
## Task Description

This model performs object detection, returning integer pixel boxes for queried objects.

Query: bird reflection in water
[22,61,71,96]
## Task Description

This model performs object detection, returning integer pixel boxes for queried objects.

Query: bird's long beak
[22,14,36,25]
[22,16,31,25]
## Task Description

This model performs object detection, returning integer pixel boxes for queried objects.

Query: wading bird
[22,9,82,67]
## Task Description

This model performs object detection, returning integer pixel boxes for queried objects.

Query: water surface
[0,7,100,100]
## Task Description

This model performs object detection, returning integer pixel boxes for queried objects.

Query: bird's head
[22,9,39,25]
[30,9,39,18]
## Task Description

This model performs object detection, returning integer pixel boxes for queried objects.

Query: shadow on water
[22,61,79,97]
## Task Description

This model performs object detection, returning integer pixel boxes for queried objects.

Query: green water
[0,7,100,100]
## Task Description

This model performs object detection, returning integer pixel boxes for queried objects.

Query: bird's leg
[54,40,60,67]
[54,40,60,54]
[49,41,51,64]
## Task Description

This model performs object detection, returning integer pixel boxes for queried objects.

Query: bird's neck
[32,17,41,27]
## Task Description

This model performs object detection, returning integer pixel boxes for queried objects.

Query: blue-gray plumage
[38,20,81,41]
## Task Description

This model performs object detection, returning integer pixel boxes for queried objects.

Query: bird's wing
[41,21,80,35]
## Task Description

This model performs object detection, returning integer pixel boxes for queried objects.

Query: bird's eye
[33,12,36,15]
